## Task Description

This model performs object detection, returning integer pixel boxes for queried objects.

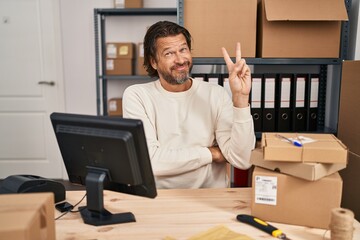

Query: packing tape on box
[329,208,355,240]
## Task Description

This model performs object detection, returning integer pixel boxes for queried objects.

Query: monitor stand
[78,167,136,226]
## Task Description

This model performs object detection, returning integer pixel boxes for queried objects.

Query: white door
[0,0,65,179]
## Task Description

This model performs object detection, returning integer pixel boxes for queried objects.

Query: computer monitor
[50,112,157,226]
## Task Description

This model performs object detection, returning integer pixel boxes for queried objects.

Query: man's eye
[165,52,173,57]
[180,48,188,52]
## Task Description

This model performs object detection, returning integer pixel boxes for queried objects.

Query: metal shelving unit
[176,0,351,136]
[94,8,177,115]
[94,0,351,134]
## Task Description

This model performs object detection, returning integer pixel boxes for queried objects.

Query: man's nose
[174,52,185,64]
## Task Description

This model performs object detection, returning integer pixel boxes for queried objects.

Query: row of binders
[191,73,320,133]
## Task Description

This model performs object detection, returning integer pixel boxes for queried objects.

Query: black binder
[276,74,293,132]
[250,74,263,132]
[292,74,308,132]
[307,74,319,131]
[262,74,277,132]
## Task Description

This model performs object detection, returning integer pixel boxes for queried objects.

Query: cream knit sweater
[123,79,255,189]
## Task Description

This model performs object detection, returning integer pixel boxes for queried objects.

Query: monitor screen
[50,112,157,226]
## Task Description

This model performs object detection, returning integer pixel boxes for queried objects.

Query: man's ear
[150,57,157,70]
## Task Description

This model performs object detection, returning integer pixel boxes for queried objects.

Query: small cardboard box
[338,61,360,156]
[125,0,143,8]
[261,133,348,164]
[106,42,135,59]
[106,59,133,75]
[257,0,348,58]
[137,43,147,76]
[0,193,55,240]
[184,0,257,57]
[251,166,342,229]
[108,98,123,116]
[114,0,143,8]
[251,148,346,181]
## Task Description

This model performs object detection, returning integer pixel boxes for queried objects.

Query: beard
[158,62,193,85]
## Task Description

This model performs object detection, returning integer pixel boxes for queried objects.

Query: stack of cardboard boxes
[251,133,348,229]
[106,42,135,76]
[183,0,348,58]
[107,42,147,117]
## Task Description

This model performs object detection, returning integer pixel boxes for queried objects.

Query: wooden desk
[56,188,360,240]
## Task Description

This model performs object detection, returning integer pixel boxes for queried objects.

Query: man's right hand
[208,146,227,163]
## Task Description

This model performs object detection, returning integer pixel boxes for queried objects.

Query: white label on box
[109,100,117,111]
[114,0,125,8]
[107,44,117,58]
[106,60,114,70]
[254,175,277,205]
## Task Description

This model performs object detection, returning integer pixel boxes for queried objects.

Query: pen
[275,134,302,147]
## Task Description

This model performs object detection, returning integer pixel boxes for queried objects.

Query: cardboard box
[114,0,143,9]
[257,0,348,58]
[137,43,147,76]
[339,151,360,221]
[251,166,342,229]
[0,211,41,240]
[338,61,360,156]
[251,148,346,181]
[106,42,134,59]
[261,133,348,164]
[108,98,123,116]
[0,193,55,240]
[184,0,257,57]
[106,59,133,75]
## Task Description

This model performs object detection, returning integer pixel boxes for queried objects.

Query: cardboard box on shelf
[250,148,346,181]
[184,0,257,57]
[137,43,147,76]
[108,98,123,116]
[257,0,348,58]
[338,61,360,156]
[251,166,342,229]
[114,0,143,9]
[0,193,55,240]
[106,59,133,75]
[106,42,135,59]
[261,132,348,164]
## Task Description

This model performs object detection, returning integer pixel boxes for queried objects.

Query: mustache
[170,62,191,70]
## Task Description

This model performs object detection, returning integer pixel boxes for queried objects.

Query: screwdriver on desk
[237,214,291,240]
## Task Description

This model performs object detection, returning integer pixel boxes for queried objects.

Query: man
[123,21,255,189]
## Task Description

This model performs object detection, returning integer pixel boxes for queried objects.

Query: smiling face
[151,34,193,88]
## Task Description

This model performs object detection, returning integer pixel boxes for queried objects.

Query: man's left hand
[222,42,251,108]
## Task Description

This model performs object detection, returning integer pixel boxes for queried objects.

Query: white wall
[59,0,176,115]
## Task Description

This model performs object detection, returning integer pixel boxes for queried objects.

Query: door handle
[38,81,55,86]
